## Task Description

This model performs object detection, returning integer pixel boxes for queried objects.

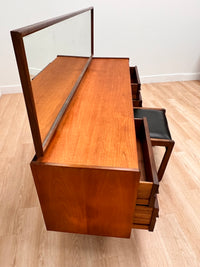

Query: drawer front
[132,89,140,99]
[133,205,153,225]
[133,91,142,107]
[130,66,141,99]
[136,182,154,205]
[134,118,159,206]
[133,196,159,231]
[131,83,140,95]
[130,66,141,86]
[136,181,159,206]
[133,118,159,231]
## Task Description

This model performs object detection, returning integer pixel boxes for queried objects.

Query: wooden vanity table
[11,7,159,238]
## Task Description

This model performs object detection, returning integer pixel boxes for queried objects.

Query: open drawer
[133,118,159,231]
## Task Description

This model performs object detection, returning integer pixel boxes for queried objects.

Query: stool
[134,107,175,181]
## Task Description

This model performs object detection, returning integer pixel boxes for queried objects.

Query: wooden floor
[0,80,200,266]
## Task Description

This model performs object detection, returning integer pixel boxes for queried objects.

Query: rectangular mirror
[11,7,93,157]
[24,11,91,78]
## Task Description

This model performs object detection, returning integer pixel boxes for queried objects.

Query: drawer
[132,90,140,99]
[133,91,142,107]
[130,66,141,96]
[134,118,159,207]
[132,118,159,231]
[133,196,159,231]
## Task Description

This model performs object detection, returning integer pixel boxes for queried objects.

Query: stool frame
[134,107,175,181]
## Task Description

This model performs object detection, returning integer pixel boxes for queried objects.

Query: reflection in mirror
[24,11,91,78]
[23,11,91,143]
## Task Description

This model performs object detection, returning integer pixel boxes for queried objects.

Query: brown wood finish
[31,162,140,238]
[149,196,159,231]
[133,205,153,225]
[10,7,94,158]
[30,57,141,238]
[133,91,142,107]
[11,7,161,236]
[134,107,175,181]
[11,7,94,37]
[132,118,159,231]
[10,39,160,235]
[130,66,142,107]
[31,56,89,143]
[151,138,175,181]
[42,56,93,151]
[134,118,159,207]
[91,8,94,55]
[130,66,141,93]
[133,196,159,231]
[136,184,154,205]
[10,30,44,157]
[39,58,138,169]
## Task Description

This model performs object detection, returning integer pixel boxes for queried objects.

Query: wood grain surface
[1,80,200,266]
[31,57,140,237]
[39,58,138,170]
[31,162,140,238]
[31,56,88,142]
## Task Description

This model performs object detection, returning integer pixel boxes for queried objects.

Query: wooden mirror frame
[11,7,94,158]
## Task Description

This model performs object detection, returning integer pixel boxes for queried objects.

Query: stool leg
[151,139,175,181]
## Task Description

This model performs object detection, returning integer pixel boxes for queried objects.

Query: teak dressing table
[11,7,159,238]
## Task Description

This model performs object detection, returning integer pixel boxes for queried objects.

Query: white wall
[93,0,200,82]
[1,0,200,95]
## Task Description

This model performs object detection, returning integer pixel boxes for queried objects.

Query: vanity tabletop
[32,56,89,142]
[38,57,138,170]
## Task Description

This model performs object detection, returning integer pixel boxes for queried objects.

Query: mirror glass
[23,11,91,143]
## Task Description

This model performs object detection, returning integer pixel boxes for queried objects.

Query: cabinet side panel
[31,163,140,238]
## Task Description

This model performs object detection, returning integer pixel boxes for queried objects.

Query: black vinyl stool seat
[134,108,171,140]
[134,107,175,181]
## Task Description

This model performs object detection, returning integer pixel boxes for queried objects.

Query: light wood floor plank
[0,80,200,266]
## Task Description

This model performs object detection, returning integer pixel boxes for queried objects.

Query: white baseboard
[0,72,200,97]
[141,72,200,83]
[0,84,22,95]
